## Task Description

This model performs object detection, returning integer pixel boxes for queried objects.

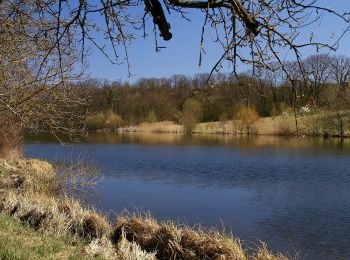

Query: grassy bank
[117,111,350,137]
[0,213,97,260]
[194,115,298,135]
[0,158,289,259]
[117,116,289,135]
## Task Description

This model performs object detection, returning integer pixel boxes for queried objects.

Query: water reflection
[25,132,350,151]
[24,133,350,259]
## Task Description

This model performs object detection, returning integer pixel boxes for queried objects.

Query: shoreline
[91,117,350,139]
[0,158,289,259]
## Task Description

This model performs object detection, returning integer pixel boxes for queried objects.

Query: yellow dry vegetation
[114,213,289,260]
[137,121,183,133]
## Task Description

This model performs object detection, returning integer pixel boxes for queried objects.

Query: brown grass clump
[0,191,156,259]
[114,213,248,260]
[0,159,109,240]
[115,232,157,260]
[15,159,57,194]
[0,191,111,240]
[84,234,157,260]
[114,213,290,260]
[254,243,289,260]
[83,236,117,259]
[0,160,22,189]
[0,168,109,239]
[0,158,57,194]
[181,227,247,259]
[0,159,157,259]
[276,114,297,136]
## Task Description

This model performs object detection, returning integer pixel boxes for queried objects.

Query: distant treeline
[71,54,350,130]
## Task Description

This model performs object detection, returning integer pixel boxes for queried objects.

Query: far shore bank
[93,114,350,138]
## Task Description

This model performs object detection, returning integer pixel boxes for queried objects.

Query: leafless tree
[4,1,349,74]
[0,3,90,155]
[330,56,350,89]
[304,54,332,106]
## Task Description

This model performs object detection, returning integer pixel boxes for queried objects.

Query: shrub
[301,110,327,136]
[145,110,158,123]
[105,110,123,129]
[86,113,105,130]
[86,111,123,130]
[53,156,102,200]
[276,114,296,135]
[328,111,350,136]
[271,102,288,116]
[234,103,259,134]
[181,99,202,134]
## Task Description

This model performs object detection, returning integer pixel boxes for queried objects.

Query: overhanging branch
[144,0,172,40]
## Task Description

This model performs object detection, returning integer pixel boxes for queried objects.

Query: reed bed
[132,121,183,133]
[114,213,289,260]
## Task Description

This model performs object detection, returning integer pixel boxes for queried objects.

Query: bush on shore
[234,103,259,134]
[86,110,123,131]
[146,110,158,123]
[181,99,203,134]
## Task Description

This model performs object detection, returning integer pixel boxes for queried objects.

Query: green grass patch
[0,167,10,179]
[0,213,102,260]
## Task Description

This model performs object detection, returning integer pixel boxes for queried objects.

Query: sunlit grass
[0,213,101,260]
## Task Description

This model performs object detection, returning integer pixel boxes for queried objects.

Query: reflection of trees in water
[25,133,350,152]
[25,134,350,190]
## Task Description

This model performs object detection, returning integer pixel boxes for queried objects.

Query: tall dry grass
[136,121,183,133]
[113,213,289,260]
[234,103,259,133]
[0,158,155,259]
[0,159,109,240]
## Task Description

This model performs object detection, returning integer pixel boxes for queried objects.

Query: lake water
[24,133,350,259]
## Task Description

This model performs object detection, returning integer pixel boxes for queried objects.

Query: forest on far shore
[72,54,350,132]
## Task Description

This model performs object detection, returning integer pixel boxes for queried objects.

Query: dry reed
[113,213,288,260]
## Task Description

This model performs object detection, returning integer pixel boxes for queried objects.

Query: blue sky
[86,1,350,82]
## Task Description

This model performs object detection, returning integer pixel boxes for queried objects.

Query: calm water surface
[24,133,350,259]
